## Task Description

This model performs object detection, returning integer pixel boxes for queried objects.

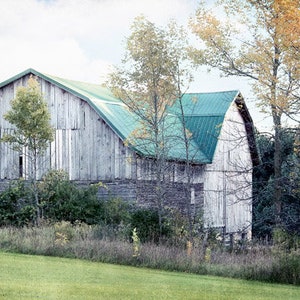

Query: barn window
[228,150,231,160]
[178,164,185,176]
[191,187,195,204]
[19,154,23,178]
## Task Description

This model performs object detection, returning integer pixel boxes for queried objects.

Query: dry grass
[0,224,299,285]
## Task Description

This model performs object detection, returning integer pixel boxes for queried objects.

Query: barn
[0,68,258,238]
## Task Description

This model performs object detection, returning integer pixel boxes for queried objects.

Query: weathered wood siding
[0,73,254,236]
[135,157,205,214]
[0,75,135,181]
[203,102,252,236]
[136,158,205,183]
[0,79,20,179]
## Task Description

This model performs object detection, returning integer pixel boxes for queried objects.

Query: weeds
[0,224,299,285]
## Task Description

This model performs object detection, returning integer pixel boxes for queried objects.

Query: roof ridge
[186,90,239,95]
[183,114,224,117]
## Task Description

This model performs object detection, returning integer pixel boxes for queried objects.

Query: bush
[271,252,300,285]
[0,180,35,226]
[0,170,135,230]
[102,197,131,226]
[130,208,172,243]
[242,251,300,285]
[273,227,300,251]
[38,170,104,224]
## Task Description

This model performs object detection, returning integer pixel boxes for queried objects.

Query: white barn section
[204,100,254,238]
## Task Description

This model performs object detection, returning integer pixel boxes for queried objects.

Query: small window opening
[19,155,23,178]
[191,187,195,205]
[241,232,246,241]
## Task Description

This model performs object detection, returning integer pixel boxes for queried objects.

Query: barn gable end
[0,71,135,181]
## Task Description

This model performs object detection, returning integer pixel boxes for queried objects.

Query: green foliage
[253,129,300,238]
[130,208,172,243]
[107,16,193,240]
[102,197,131,226]
[38,170,102,224]
[0,170,135,228]
[0,180,35,226]
[1,76,55,224]
[163,208,189,246]
[1,76,54,156]
[273,228,300,252]
[273,252,300,285]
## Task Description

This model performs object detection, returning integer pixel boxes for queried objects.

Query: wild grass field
[0,224,299,286]
[1,252,300,300]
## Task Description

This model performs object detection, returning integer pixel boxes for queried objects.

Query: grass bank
[0,224,299,285]
[1,252,299,300]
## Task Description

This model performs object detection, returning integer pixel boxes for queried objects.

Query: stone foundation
[0,179,204,217]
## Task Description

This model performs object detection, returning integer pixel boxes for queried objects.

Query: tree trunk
[271,45,283,227]
[178,95,194,243]
[33,149,41,226]
[273,119,283,226]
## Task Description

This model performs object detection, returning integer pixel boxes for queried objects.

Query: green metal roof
[169,92,240,162]
[0,69,241,164]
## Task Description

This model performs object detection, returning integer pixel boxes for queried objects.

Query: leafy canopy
[2,76,54,153]
[189,0,300,122]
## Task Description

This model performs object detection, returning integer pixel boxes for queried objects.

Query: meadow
[0,223,299,287]
[1,251,300,300]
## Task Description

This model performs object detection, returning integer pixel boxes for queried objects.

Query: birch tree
[107,16,194,239]
[189,0,300,226]
[1,76,54,224]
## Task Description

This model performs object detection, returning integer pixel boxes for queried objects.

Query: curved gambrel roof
[0,68,258,165]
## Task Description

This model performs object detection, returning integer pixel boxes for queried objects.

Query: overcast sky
[0,0,272,130]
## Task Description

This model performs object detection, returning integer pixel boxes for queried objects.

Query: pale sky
[0,0,272,131]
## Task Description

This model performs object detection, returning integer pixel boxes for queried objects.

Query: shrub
[39,170,104,224]
[0,180,35,226]
[273,227,300,251]
[130,208,172,243]
[271,252,300,285]
[54,221,76,245]
[102,197,131,226]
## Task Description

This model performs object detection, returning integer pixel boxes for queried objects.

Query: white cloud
[0,0,271,130]
[0,0,198,83]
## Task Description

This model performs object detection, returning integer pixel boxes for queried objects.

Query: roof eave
[234,93,260,166]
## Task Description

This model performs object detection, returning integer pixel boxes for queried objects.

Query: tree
[107,16,194,239]
[253,127,300,237]
[189,0,300,227]
[1,76,54,224]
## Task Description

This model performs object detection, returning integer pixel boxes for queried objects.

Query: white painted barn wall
[203,101,252,236]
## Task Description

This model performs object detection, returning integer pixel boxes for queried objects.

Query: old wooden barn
[0,69,258,238]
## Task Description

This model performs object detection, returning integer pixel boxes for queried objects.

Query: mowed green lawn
[0,252,299,300]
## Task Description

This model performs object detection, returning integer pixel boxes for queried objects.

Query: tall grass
[0,223,299,285]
